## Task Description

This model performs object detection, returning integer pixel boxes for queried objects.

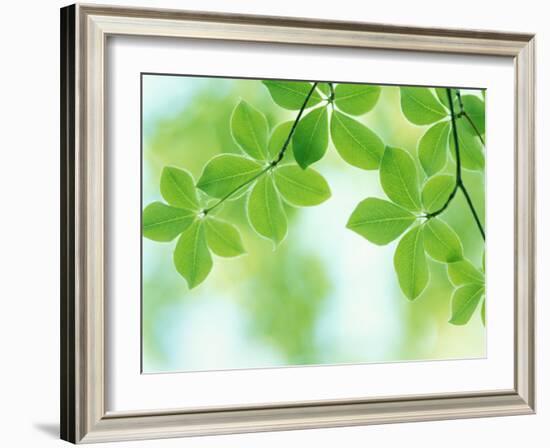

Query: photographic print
[141,75,486,373]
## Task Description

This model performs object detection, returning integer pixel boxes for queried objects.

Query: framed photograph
[60,4,535,444]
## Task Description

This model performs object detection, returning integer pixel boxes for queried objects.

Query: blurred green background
[142,74,486,373]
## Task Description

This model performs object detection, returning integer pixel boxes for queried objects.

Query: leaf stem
[272,82,318,165]
[203,82,319,215]
[425,88,485,241]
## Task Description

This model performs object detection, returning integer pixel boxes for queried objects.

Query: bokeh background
[142,74,486,373]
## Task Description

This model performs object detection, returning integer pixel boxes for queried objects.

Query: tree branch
[426,88,485,241]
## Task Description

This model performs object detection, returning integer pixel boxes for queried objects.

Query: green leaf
[142,202,195,242]
[197,154,264,199]
[160,167,199,211]
[447,259,484,286]
[205,217,245,257]
[380,147,421,211]
[173,221,212,289]
[262,80,322,110]
[449,283,484,325]
[400,87,448,125]
[247,175,287,245]
[421,174,455,213]
[418,121,450,176]
[334,84,381,115]
[292,106,329,169]
[481,298,486,326]
[461,95,485,136]
[347,198,416,245]
[273,164,331,206]
[267,121,294,161]
[423,218,463,262]
[330,111,384,170]
[393,225,429,300]
[230,100,269,160]
[450,118,485,170]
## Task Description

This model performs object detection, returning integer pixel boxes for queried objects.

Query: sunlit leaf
[197,154,264,199]
[142,202,195,242]
[449,283,484,325]
[334,84,381,115]
[394,225,429,300]
[173,221,212,289]
[160,166,199,211]
[380,146,421,211]
[247,175,287,245]
[447,259,484,286]
[330,110,384,170]
[347,198,416,245]
[400,87,447,125]
[421,174,455,214]
[292,106,329,169]
[461,95,485,136]
[268,121,294,161]
[450,118,485,170]
[262,80,322,110]
[423,218,463,262]
[230,100,269,160]
[273,164,331,206]
[205,217,246,257]
[418,121,450,176]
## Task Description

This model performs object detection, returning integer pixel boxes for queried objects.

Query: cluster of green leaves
[143,84,333,289]
[347,86,486,325]
[143,166,247,288]
[143,79,486,326]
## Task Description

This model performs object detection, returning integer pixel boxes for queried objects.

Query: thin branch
[462,113,485,145]
[459,184,486,240]
[426,88,485,241]
[448,88,463,184]
[425,183,458,219]
[425,88,461,219]
[273,82,318,165]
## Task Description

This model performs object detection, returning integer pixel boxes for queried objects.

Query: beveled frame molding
[60,3,536,444]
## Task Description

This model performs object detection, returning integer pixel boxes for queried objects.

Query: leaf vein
[143,215,190,230]
[405,90,445,118]
[198,166,260,187]
[168,170,197,208]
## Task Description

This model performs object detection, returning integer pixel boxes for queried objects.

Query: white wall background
[0,0,546,446]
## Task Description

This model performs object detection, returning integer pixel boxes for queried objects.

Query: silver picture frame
[60,3,536,444]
